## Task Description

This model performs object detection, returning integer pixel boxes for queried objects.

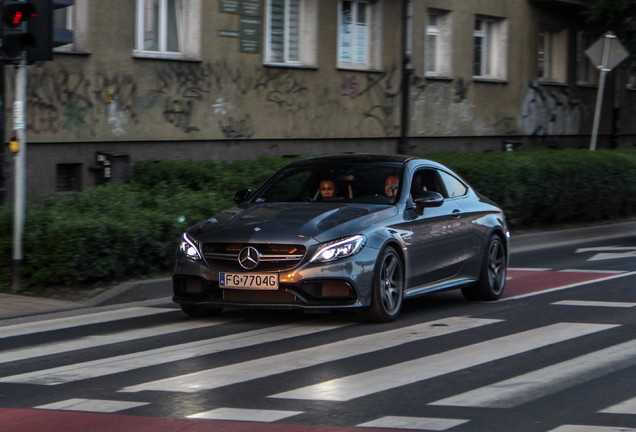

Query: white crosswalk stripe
[0,321,351,385]
[120,316,500,393]
[547,427,636,432]
[269,323,617,401]
[429,338,636,408]
[0,307,175,339]
[0,319,229,364]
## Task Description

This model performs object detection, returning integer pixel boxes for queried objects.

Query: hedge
[426,149,636,227]
[0,150,635,290]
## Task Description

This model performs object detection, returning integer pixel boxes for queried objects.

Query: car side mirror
[414,191,444,214]
[234,189,253,206]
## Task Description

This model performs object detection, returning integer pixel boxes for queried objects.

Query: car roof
[290,153,416,167]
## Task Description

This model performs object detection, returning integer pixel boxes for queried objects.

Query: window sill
[537,79,568,87]
[52,49,92,57]
[472,77,508,84]
[425,75,454,82]
[577,82,599,89]
[264,62,319,70]
[336,66,383,73]
[133,51,201,62]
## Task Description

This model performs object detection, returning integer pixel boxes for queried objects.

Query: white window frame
[134,0,201,60]
[538,26,567,83]
[576,31,599,85]
[53,1,88,52]
[425,8,452,77]
[473,15,507,80]
[337,0,381,70]
[265,0,317,67]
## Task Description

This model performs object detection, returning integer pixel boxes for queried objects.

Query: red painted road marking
[504,269,626,299]
[0,408,417,432]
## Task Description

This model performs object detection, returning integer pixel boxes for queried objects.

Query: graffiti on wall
[25,64,142,138]
[22,62,585,142]
[520,81,583,136]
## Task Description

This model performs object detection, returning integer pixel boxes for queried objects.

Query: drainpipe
[398,0,414,154]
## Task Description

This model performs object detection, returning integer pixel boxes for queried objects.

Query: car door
[400,168,472,289]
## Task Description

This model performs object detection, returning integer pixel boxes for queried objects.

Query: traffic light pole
[11,53,27,292]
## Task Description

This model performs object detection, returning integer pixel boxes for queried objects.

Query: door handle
[452,209,462,218]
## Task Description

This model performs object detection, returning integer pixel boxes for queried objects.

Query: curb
[510,220,636,253]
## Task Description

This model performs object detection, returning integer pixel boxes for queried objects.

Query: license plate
[219,272,279,290]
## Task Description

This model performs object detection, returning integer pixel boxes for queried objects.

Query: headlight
[179,233,202,260]
[310,235,366,263]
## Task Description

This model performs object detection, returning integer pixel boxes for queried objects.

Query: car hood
[188,202,397,244]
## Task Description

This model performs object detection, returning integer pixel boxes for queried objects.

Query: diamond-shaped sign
[585,32,630,71]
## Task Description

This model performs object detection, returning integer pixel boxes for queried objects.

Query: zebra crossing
[1,298,635,432]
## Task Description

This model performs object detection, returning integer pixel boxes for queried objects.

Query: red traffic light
[3,3,37,28]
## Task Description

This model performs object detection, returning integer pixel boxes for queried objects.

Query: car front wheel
[462,234,507,301]
[360,247,404,323]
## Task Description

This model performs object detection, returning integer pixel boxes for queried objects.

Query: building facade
[2,0,635,202]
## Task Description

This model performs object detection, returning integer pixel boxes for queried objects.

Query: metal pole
[11,54,27,292]
[589,34,614,151]
[398,0,413,154]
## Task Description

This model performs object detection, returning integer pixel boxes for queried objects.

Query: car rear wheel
[180,304,223,317]
[462,234,507,301]
[360,247,404,323]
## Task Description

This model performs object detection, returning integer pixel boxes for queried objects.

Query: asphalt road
[1,231,635,432]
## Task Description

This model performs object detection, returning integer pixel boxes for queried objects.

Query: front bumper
[172,249,378,310]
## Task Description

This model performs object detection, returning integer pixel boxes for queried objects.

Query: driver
[384,175,400,198]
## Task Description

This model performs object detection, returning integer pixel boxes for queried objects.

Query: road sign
[585,32,630,151]
[585,32,629,71]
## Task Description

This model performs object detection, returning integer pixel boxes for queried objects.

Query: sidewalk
[1,220,635,320]
[0,278,173,320]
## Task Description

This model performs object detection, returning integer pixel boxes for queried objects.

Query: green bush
[425,149,636,227]
[1,150,635,290]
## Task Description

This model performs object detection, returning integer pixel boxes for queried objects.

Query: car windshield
[253,161,404,205]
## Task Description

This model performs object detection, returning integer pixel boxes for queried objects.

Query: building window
[338,0,380,70]
[265,0,317,66]
[576,31,599,85]
[53,5,73,51]
[135,0,201,59]
[425,9,452,77]
[52,0,88,52]
[538,27,567,83]
[56,164,82,193]
[473,15,507,80]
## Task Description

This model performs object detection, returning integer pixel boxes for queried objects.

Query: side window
[411,169,441,197]
[438,171,467,198]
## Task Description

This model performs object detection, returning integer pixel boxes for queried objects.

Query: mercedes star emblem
[238,246,260,269]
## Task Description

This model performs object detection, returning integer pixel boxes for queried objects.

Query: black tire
[180,304,223,318]
[462,234,507,301]
[359,247,404,323]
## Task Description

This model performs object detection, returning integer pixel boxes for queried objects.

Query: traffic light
[1,1,38,61]
[27,0,74,63]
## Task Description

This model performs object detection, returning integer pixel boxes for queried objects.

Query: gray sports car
[173,154,509,322]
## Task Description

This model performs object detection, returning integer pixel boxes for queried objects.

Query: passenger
[384,175,400,198]
[320,179,337,199]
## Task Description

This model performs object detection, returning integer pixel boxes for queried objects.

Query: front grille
[202,243,306,271]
